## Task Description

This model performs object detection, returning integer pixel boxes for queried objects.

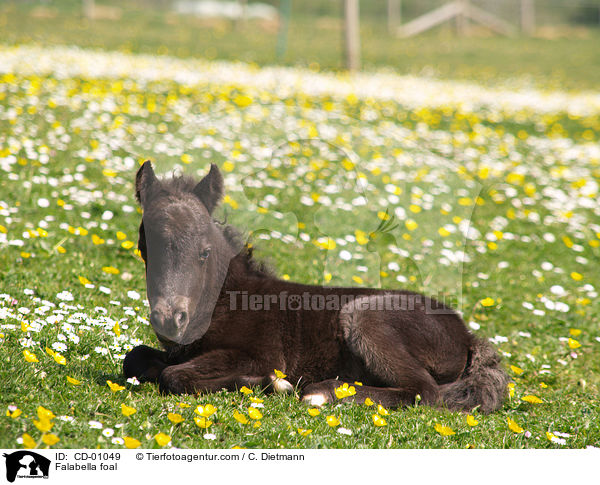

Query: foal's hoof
[269,374,294,394]
[301,393,329,407]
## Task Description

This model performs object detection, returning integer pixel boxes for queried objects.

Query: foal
[123,162,508,413]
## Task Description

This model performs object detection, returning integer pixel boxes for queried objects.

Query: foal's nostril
[174,311,189,328]
[150,309,164,328]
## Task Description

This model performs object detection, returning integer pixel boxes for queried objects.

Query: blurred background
[2,0,600,90]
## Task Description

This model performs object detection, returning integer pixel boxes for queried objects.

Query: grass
[1,44,599,449]
[1,0,600,90]
[0,1,599,448]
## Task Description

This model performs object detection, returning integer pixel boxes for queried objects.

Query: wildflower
[521,395,543,404]
[434,423,455,436]
[37,406,56,421]
[203,433,217,440]
[34,418,53,433]
[297,428,312,436]
[405,219,418,231]
[570,272,583,281]
[308,408,320,417]
[247,407,262,420]
[53,353,66,365]
[56,291,74,301]
[194,417,213,429]
[334,383,356,399]
[155,433,171,447]
[480,297,495,307]
[274,369,287,379]
[22,433,36,449]
[78,276,91,286]
[239,386,253,395]
[7,407,22,419]
[372,414,387,427]
[510,365,524,375]
[23,349,38,362]
[249,397,264,404]
[123,437,141,449]
[546,432,566,445]
[568,338,581,349]
[168,413,184,424]
[106,380,125,392]
[194,404,216,418]
[66,376,81,385]
[42,434,60,446]
[364,398,374,406]
[102,428,114,438]
[466,415,479,426]
[88,420,103,429]
[326,415,340,427]
[233,411,249,424]
[102,266,120,275]
[121,404,137,417]
[507,417,524,434]
[377,404,389,416]
[508,382,515,397]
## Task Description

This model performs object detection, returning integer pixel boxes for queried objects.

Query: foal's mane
[157,174,274,280]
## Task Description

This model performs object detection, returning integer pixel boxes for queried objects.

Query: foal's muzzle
[150,297,191,341]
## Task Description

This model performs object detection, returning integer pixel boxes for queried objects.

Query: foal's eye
[199,248,211,261]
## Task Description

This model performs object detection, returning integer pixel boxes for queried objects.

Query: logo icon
[3,451,51,482]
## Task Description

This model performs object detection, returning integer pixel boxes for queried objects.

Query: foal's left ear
[135,160,158,206]
[193,164,224,214]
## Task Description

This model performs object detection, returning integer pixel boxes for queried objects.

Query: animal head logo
[3,451,51,483]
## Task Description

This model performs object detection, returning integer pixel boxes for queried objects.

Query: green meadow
[0,1,599,450]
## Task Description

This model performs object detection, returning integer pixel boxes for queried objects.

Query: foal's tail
[440,337,509,414]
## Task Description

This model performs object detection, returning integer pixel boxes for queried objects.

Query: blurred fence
[81,0,600,28]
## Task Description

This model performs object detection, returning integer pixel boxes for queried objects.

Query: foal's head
[135,161,234,347]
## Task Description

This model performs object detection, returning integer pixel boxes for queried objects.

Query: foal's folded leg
[123,345,169,383]
[158,349,274,395]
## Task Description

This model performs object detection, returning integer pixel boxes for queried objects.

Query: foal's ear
[135,160,158,206]
[193,164,224,214]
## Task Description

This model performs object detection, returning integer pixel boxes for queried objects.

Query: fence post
[456,0,468,36]
[520,0,535,35]
[343,0,361,72]
[83,0,95,19]
[276,0,292,60]
[387,0,401,35]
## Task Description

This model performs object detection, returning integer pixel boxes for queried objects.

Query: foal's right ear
[193,163,224,214]
[135,160,158,206]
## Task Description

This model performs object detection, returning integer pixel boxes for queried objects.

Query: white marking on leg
[272,378,294,394]
[302,393,328,407]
